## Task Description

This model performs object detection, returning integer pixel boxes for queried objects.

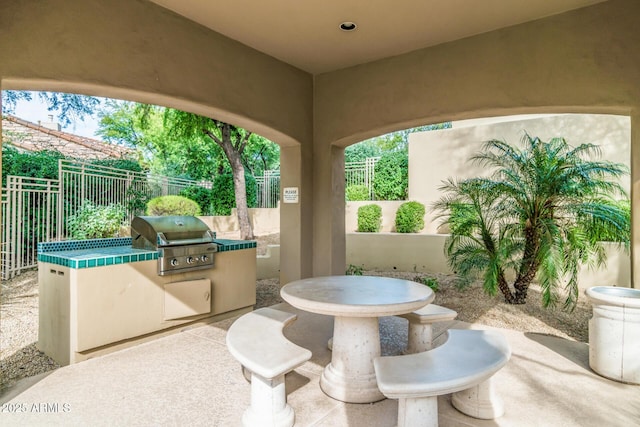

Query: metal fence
[2,176,59,279]
[253,157,379,209]
[255,169,280,208]
[57,160,211,236]
[1,160,211,279]
[2,158,378,279]
[345,157,379,200]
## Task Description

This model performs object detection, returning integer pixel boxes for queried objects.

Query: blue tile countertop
[37,237,256,269]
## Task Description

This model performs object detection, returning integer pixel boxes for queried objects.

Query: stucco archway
[2,0,640,287]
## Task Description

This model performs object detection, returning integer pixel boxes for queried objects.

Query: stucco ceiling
[148,0,605,74]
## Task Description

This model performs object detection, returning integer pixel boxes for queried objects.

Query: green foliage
[346,184,370,201]
[243,134,280,176]
[578,199,630,244]
[357,204,382,232]
[356,122,452,154]
[211,173,257,215]
[345,141,382,163]
[146,195,201,216]
[414,275,440,292]
[90,158,143,172]
[124,181,152,217]
[1,146,63,184]
[2,90,100,127]
[67,201,126,239]
[433,133,630,310]
[447,203,478,236]
[97,101,224,179]
[179,186,216,215]
[346,264,364,276]
[395,201,425,233]
[373,150,408,200]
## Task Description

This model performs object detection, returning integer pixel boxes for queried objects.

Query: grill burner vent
[131,216,218,275]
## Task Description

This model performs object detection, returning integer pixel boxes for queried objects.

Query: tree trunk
[229,153,254,240]
[216,124,254,240]
[497,273,516,304]
[512,225,540,304]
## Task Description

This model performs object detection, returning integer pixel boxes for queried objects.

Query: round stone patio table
[280,275,434,403]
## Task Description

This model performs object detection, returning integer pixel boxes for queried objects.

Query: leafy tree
[2,90,100,127]
[96,101,219,179]
[345,140,382,163]
[97,102,279,240]
[433,134,629,310]
[163,110,259,239]
[373,150,408,200]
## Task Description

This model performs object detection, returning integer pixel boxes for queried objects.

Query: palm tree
[433,134,630,310]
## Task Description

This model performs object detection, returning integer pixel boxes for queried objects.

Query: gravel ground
[0,233,590,394]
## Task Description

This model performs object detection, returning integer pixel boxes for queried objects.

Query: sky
[11,95,102,139]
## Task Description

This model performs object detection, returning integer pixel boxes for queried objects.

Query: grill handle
[157,230,216,247]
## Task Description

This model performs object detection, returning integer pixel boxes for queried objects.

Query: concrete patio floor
[1,302,638,426]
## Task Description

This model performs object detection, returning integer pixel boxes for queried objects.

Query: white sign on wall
[282,187,299,203]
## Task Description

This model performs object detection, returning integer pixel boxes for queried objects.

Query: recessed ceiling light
[339,21,357,32]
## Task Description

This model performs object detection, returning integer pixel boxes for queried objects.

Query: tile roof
[2,115,135,159]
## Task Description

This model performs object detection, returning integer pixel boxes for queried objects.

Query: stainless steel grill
[131,216,217,275]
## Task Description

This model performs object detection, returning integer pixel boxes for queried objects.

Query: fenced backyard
[1,158,380,279]
[1,160,211,279]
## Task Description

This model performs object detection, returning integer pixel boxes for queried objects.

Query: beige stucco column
[631,112,640,289]
[0,93,2,282]
[311,143,346,277]
[279,145,313,284]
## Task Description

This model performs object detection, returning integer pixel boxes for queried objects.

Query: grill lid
[131,216,215,248]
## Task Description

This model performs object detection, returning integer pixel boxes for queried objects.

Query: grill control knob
[170,259,179,266]
[186,256,195,264]
[201,255,208,262]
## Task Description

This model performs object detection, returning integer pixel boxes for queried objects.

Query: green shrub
[357,204,382,232]
[346,264,364,275]
[1,146,63,185]
[67,201,126,239]
[414,275,440,292]
[146,195,201,216]
[180,186,215,215]
[346,184,370,201]
[211,173,257,215]
[395,201,425,233]
[373,150,408,200]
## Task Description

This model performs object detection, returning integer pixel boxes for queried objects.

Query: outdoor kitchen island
[37,223,257,366]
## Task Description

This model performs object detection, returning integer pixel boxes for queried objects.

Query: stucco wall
[408,113,631,233]
[344,233,629,291]
[0,0,312,148]
[2,0,640,284]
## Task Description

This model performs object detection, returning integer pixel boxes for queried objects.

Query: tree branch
[202,128,223,146]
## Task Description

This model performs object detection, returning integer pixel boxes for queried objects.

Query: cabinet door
[163,278,211,320]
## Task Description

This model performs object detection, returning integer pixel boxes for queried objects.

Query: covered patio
[2,0,640,425]
[1,304,637,425]
[2,0,640,285]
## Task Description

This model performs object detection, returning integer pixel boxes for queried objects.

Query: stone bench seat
[226,307,312,427]
[398,304,458,353]
[374,329,511,427]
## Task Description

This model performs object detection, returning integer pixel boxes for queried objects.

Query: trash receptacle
[586,286,640,384]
